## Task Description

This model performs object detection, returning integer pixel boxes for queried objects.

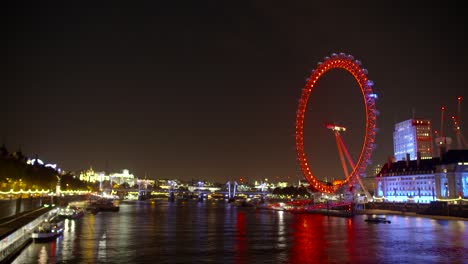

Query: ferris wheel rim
[295,53,377,194]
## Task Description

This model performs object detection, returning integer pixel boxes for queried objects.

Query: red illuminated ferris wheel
[295,53,378,194]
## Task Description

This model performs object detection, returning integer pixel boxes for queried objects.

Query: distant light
[30,159,44,165]
[369,93,378,99]
[45,164,57,169]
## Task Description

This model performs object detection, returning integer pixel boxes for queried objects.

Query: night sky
[3,2,467,184]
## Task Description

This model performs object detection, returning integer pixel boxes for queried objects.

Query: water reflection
[59,219,74,261]
[38,245,47,264]
[277,211,286,249]
[345,218,356,263]
[290,214,327,263]
[11,202,468,264]
[235,211,246,264]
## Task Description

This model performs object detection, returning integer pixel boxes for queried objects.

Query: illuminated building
[393,118,434,161]
[79,167,108,183]
[136,178,155,188]
[276,182,289,188]
[375,150,468,203]
[79,167,136,187]
[110,169,135,186]
[370,164,382,176]
[434,150,468,200]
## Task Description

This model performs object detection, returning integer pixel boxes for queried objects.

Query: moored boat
[58,205,85,220]
[364,216,391,224]
[87,198,120,213]
[31,218,65,242]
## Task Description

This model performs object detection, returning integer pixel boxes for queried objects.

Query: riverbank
[356,209,468,221]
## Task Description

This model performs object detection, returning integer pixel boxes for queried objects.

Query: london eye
[295,53,378,194]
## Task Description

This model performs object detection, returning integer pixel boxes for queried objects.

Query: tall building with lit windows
[393,118,434,161]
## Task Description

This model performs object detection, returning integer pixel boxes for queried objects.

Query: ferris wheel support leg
[337,135,372,202]
[335,132,350,181]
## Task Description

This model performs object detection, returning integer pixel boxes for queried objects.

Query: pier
[0,205,62,263]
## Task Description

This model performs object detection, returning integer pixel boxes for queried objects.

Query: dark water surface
[12,200,468,264]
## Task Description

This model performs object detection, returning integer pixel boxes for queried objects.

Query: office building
[393,118,434,161]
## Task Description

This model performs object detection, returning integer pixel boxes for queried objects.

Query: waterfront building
[375,149,468,203]
[79,167,108,183]
[158,179,181,190]
[434,150,468,200]
[136,178,155,189]
[393,118,434,161]
[276,181,289,188]
[370,164,382,176]
[79,167,136,187]
[110,169,135,187]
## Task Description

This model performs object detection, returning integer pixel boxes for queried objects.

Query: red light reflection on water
[235,211,247,264]
[50,240,56,257]
[345,217,357,263]
[290,214,327,263]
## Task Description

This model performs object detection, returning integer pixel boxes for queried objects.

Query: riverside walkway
[0,205,57,264]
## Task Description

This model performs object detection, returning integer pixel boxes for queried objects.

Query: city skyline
[3,2,467,183]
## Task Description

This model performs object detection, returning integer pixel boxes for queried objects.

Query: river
[11,199,468,264]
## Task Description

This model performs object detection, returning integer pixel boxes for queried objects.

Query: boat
[87,198,120,213]
[364,216,391,224]
[31,218,65,242]
[58,205,85,220]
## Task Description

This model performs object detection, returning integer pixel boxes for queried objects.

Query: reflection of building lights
[0,189,89,195]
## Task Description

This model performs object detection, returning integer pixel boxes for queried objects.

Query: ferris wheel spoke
[295,52,377,195]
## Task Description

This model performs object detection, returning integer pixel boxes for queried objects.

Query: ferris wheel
[295,52,378,194]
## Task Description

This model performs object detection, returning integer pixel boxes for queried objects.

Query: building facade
[434,150,468,200]
[79,167,108,183]
[375,150,468,204]
[79,167,136,187]
[393,118,434,161]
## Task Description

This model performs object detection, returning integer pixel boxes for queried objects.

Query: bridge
[119,180,270,202]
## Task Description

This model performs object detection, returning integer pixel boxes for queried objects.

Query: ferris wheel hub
[325,124,347,132]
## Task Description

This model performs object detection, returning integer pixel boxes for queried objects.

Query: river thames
[11,200,468,264]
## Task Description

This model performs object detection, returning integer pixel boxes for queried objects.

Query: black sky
[3,1,467,184]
